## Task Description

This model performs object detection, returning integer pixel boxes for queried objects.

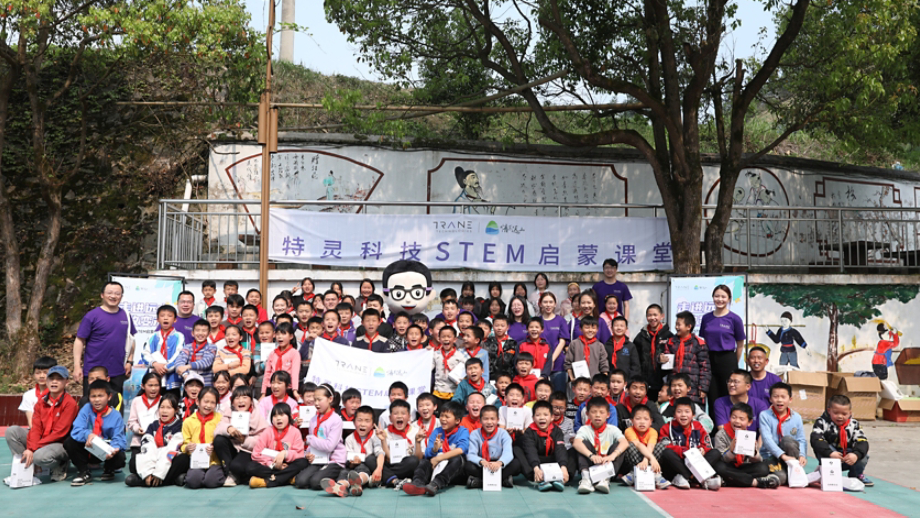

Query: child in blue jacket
[63,379,128,486]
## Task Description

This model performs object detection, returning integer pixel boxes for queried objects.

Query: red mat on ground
[645,486,904,517]
[0,426,7,438]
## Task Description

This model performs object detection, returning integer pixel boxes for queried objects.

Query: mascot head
[381,260,435,316]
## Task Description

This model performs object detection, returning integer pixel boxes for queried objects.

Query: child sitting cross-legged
[247,403,309,488]
[321,405,385,497]
[658,397,722,490]
[620,405,671,489]
[376,399,422,489]
[403,400,470,496]
[711,402,780,489]
[574,396,628,494]
[125,393,187,487]
[464,405,519,489]
[518,400,569,491]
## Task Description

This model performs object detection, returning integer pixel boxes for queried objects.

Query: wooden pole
[258,0,277,298]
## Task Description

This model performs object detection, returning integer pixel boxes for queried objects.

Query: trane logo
[432,220,473,232]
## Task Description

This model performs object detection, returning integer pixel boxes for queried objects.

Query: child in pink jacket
[245,402,308,487]
[213,385,269,485]
[261,323,301,395]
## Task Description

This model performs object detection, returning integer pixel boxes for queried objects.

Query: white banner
[305,338,434,409]
[269,210,672,272]
[112,276,186,365]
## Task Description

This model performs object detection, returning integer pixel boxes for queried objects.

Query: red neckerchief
[604,395,617,407]
[387,424,409,440]
[321,330,340,341]
[675,335,692,371]
[647,324,662,364]
[241,327,257,344]
[35,384,48,399]
[365,333,380,349]
[495,334,510,352]
[341,410,355,422]
[553,415,565,427]
[838,419,850,452]
[467,344,482,359]
[159,328,174,357]
[303,293,315,302]
[196,411,215,442]
[226,316,242,325]
[677,422,694,449]
[203,296,216,307]
[155,416,177,448]
[314,409,334,436]
[297,322,310,334]
[183,397,196,419]
[444,319,457,327]
[190,340,208,362]
[582,336,597,364]
[723,426,744,466]
[610,336,626,369]
[406,342,424,351]
[441,348,457,373]
[469,377,486,392]
[773,407,791,438]
[354,431,373,454]
[208,327,225,344]
[521,339,548,369]
[274,344,292,372]
[226,345,244,367]
[41,392,64,432]
[591,422,606,451]
[529,422,555,456]
[270,393,286,409]
[340,322,352,331]
[418,417,436,439]
[632,426,653,447]
[141,393,161,411]
[441,427,459,453]
[274,425,289,451]
[603,310,620,323]
[624,396,648,415]
[480,426,498,461]
[92,405,108,436]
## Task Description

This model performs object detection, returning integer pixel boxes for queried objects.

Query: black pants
[411,456,464,489]
[659,448,722,482]
[246,458,309,487]
[213,435,253,482]
[708,350,738,410]
[64,436,127,473]
[128,451,189,486]
[712,458,770,487]
[381,455,421,482]
[512,446,571,481]
[462,456,522,480]
[576,443,625,474]
[295,462,343,489]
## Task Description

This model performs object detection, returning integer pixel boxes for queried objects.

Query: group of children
[5,273,873,496]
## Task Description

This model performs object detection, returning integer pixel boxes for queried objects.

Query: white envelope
[342,421,356,431]
[572,360,591,379]
[10,455,34,489]
[820,458,843,492]
[786,459,808,488]
[349,452,367,464]
[661,354,675,370]
[448,362,467,384]
[231,411,251,435]
[588,461,615,484]
[505,408,526,430]
[683,447,715,483]
[86,436,115,461]
[299,406,317,428]
[733,430,756,457]
[633,466,656,492]
[190,447,211,469]
[311,449,330,464]
[483,465,502,492]
[388,439,409,464]
[540,462,564,483]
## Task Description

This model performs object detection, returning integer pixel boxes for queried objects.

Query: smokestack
[279,0,294,63]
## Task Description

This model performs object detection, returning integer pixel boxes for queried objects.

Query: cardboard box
[784,371,829,420]
[879,397,920,422]
[827,373,881,421]
[894,348,920,386]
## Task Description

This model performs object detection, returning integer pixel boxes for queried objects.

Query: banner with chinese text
[269,210,672,272]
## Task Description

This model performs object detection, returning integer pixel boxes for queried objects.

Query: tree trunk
[826,303,839,372]
[703,162,744,273]
[0,66,23,341]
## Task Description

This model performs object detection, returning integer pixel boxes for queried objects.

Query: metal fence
[156,199,920,272]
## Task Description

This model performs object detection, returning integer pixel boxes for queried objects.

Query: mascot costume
[381,260,436,317]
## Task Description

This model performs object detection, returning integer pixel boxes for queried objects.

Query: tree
[0,0,262,376]
[749,284,919,372]
[326,0,917,273]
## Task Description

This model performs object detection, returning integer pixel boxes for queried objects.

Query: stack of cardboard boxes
[782,371,883,421]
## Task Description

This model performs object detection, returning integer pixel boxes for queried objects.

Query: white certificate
[349,452,367,464]
[259,342,277,361]
[633,466,656,492]
[540,463,563,483]
[572,360,591,379]
[483,465,502,492]
[733,430,756,457]
[388,439,408,463]
[311,449,330,464]
[432,460,448,479]
[342,421,356,431]
[231,411,251,435]
[138,413,157,432]
[588,462,615,484]
[224,356,240,366]
[485,393,498,405]
[299,406,316,428]
[530,368,543,377]
[261,448,281,459]
[448,362,467,384]
[190,447,211,469]
[505,408,526,430]
[86,436,115,461]
[661,354,675,370]
[10,455,34,488]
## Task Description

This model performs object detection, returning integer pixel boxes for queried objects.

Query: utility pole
[258,0,278,298]
[280,0,294,63]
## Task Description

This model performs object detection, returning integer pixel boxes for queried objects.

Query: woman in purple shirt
[506,296,531,343]
[571,290,612,344]
[537,292,571,393]
[698,284,746,409]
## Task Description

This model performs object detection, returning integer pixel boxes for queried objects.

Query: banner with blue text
[269,210,672,272]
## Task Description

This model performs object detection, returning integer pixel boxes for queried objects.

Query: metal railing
[156,199,920,272]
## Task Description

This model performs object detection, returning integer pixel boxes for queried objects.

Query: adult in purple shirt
[591,258,633,320]
[571,290,612,344]
[536,291,571,392]
[698,284,746,409]
[747,346,782,407]
[506,295,531,342]
[73,281,137,395]
[713,370,768,431]
[169,291,199,344]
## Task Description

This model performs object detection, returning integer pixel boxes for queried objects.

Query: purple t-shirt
[156,314,198,346]
[540,314,571,372]
[507,321,528,343]
[750,372,782,407]
[713,394,768,431]
[77,307,138,377]
[698,312,746,353]
[572,317,612,344]
[591,280,632,313]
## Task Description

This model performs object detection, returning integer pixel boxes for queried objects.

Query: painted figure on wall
[766,311,808,367]
[452,166,495,214]
[323,170,336,202]
[872,323,901,380]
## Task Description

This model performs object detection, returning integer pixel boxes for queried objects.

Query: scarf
[365,333,380,349]
[154,416,177,448]
[387,424,409,440]
[196,411,215,443]
[441,348,457,373]
[190,340,208,362]
[675,335,692,371]
[141,394,161,411]
[274,344,291,372]
[92,405,107,436]
[314,409,334,436]
[469,376,486,392]
[480,426,498,461]
[495,335,510,353]
[183,397,197,419]
[553,415,565,427]
[528,423,555,456]
[418,417,436,439]
[838,419,850,452]
[202,296,216,307]
[321,330,340,342]
[273,425,290,451]
[632,426,653,447]
[241,327,257,345]
[341,410,355,422]
[724,425,744,466]
[42,393,64,433]
[226,316,242,326]
[158,328,173,357]
[35,384,48,399]
[773,407,791,438]
[609,337,626,369]
[444,319,457,327]
[340,322,352,331]
[647,324,662,365]
[467,344,482,359]
[226,346,244,367]
[591,422,606,452]
[604,395,617,407]
[582,336,597,364]
[354,431,373,454]
[623,395,648,415]
[441,427,459,453]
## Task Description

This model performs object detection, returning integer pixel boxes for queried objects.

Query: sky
[244,0,777,82]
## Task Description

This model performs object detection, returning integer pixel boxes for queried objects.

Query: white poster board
[669,275,747,365]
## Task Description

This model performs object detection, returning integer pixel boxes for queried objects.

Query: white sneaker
[595,478,610,494]
[3,476,9,486]
[655,474,671,489]
[578,477,595,494]
[703,475,722,491]
[50,464,68,482]
[223,475,237,487]
[672,474,691,489]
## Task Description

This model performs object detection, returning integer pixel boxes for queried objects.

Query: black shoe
[125,474,143,487]
[757,475,780,489]
[175,474,187,487]
[424,483,439,496]
[502,475,514,488]
[71,472,92,486]
[100,471,115,481]
[467,476,483,489]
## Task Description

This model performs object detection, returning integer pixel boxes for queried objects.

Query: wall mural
[705,167,791,257]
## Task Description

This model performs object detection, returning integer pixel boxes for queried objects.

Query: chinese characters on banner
[268,211,672,272]
[668,275,747,335]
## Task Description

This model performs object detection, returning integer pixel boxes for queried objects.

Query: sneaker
[578,477,595,494]
[50,464,68,482]
[857,474,874,487]
[3,477,9,486]
[703,475,722,491]
[655,474,671,489]
[595,478,610,494]
[672,474,691,490]
[537,481,553,492]
[347,471,364,496]
[125,474,144,487]
[551,481,565,492]
[424,483,439,496]
[394,478,410,491]
[502,475,514,488]
[249,477,267,488]
[467,476,483,489]
[321,478,348,497]
[622,472,635,486]
[175,474,186,487]
[100,471,115,481]
[223,475,237,487]
[402,481,427,496]
[757,474,780,489]
[71,472,93,486]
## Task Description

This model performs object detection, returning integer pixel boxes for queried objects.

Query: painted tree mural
[749,285,919,372]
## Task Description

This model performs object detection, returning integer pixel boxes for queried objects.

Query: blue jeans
[779,350,799,368]
[823,454,869,478]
